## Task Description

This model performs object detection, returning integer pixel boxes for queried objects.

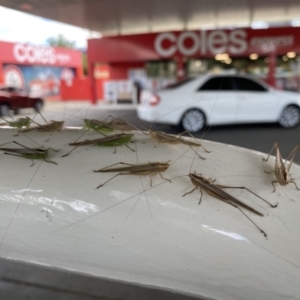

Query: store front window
[185,55,300,92]
[146,60,176,78]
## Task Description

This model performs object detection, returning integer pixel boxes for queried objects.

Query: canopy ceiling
[1,0,300,36]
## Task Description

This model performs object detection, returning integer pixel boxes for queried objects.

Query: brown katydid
[50,147,192,233]
[147,130,210,159]
[93,142,193,189]
[182,172,278,239]
[0,141,59,166]
[262,141,300,192]
[94,161,171,189]
[139,98,214,159]
[19,119,64,133]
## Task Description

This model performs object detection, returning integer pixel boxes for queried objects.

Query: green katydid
[1,117,31,128]
[84,119,114,134]
[0,117,31,135]
[62,133,135,157]
[84,115,139,133]
[0,141,59,166]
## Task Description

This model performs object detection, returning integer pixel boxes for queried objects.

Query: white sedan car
[137,73,300,133]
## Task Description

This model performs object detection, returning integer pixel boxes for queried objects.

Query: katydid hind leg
[265,170,275,174]
[95,173,131,189]
[125,143,135,152]
[285,145,299,173]
[232,204,267,238]
[62,142,82,157]
[43,158,58,165]
[271,181,279,193]
[178,130,211,153]
[198,186,204,204]
[149,173,156,186]
[3,152,35,166]
[290,180,300,190]
[73,129,89,143]
[159,171,171,183]
[215,184,278,208]
[38,110,47,122]
[0,141,30,149]
[94,162,136,172]
[262,142,278,162]
[13,141,35,149]
[48,147,60,153]
[189,146,206,160]
[96,129,107,137]
[182,186,197,197]
[96,173,121,189]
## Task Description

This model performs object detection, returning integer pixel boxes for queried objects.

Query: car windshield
[163,77,197,89]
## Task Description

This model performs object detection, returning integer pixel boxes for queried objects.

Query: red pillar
[0,63,3,84]
[267,51,276,88]
[76,66,83,79]
[88,62,97,104]
[176,57,185,81]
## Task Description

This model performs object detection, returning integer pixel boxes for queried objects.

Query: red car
[0,85,44,116]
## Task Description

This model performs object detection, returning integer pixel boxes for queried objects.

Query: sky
[0,6,101,49]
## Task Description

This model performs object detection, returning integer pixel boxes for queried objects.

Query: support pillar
[267,51,276,88]
[0,63,3,84]
[88,62,97,104]
[176,57,185,81]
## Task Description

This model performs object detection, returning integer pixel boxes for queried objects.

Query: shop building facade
[88,26,300,103]
[0,41,83,100]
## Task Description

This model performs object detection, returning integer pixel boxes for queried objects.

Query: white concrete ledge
[0,128,299,300]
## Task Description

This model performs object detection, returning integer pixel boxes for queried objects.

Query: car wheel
[278,105,300,128]
[34,99,44,112]
[0,103,10,116]
[181,109,206,133]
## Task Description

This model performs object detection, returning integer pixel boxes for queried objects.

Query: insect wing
[0,147,48,159]
[95,134,133,147]
[98,162,170,173]
[84,119,114,132]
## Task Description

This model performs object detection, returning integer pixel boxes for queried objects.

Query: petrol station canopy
[1,0,300,103]
[1,0,300,35]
